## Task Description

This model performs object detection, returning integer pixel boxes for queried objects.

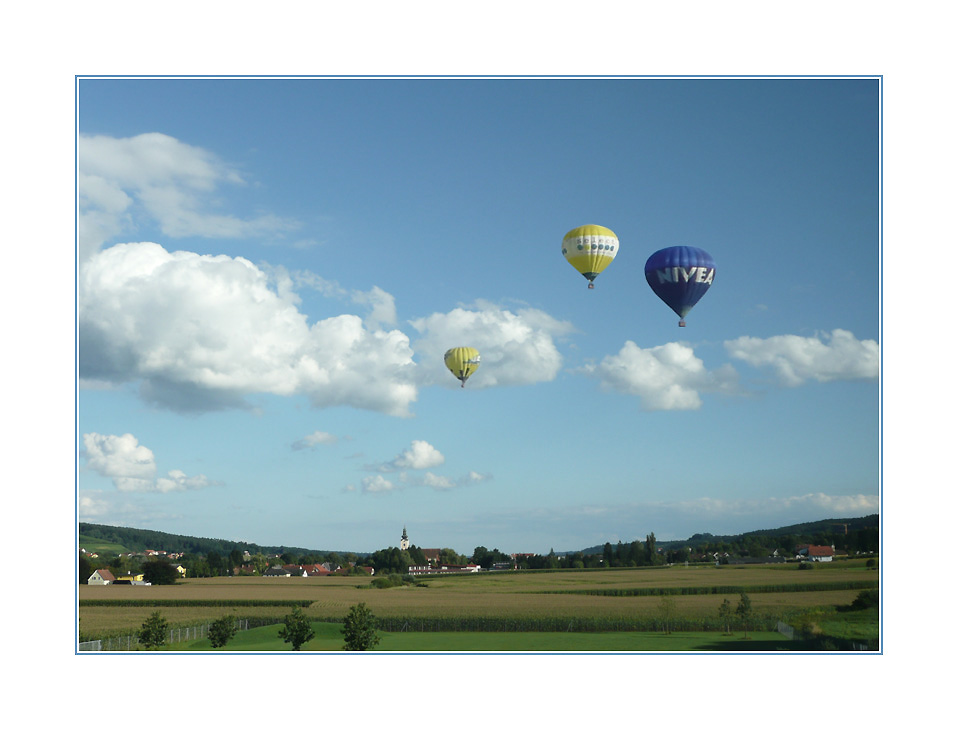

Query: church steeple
[400,525,409,551]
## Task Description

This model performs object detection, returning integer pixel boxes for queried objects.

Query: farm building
[408,564,480,576]
[87,569,115,585]
[263,566,292,577]
[797,545,835,562]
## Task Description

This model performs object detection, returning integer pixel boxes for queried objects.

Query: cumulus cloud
[357,441,490,493]
[82,432,212,493]
[393,440,445,470]
[415,470,491,491]
[725,329,879,386]
[579,341,739,410]
[292,431,339,450]
[294,271,397,330]
[78,132,298,260]
[78,242,418,416]
[410,301,575,388]
[362,474,396,493]
[369,440,444,472]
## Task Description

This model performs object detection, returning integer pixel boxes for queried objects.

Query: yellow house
[174,564,187,578]
[113,573,146,584]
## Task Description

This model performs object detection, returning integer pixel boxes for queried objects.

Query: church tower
[400,525,410,551]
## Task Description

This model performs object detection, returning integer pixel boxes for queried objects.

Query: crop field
[78,560,879,649]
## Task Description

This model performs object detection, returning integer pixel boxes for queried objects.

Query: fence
[78,618,251,652]
[776,621,795,640]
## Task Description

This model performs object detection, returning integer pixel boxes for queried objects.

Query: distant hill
[81,515,878,559]
[78,523,362,558]
[574,515,879,555]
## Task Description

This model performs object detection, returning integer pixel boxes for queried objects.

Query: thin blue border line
[75,73,882,80]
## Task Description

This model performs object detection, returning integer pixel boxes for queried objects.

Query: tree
[139,611,168,650]
[207,550,224,576]
[645,532,658,565]
[79,553,92,584]
[278,606,315,650]
[342,602,381,651]
[141,560,179,585]
[735,592,753,639]
[718,598,733,635]
[209,615,238,648]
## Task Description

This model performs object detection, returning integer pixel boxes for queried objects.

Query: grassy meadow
[168,620,796,652]
[78,560,879,651]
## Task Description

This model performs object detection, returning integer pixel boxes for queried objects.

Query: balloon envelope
[562,224,618,288]
[644,246,716,324]
[444,347,481,387]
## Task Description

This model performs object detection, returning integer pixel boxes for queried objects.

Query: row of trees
[137,603,380,651]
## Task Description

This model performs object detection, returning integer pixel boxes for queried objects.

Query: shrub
[209,615,238,648]
[138,611,168,650]
[850,589,879,610]
[278,606,315,650]
[342,602,381,651]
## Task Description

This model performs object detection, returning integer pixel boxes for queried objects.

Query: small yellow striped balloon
[562,224,619,289]
[444,347,481,388]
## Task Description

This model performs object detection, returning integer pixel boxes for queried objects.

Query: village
[82,523,840,585]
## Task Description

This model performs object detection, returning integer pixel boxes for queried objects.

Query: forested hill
[78,522,349,558]
[578,514,879,555]
[81,515,879,559]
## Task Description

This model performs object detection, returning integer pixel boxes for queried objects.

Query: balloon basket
[588,283,594,289]
[678,320,686,327]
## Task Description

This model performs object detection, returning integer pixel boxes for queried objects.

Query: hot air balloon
[562,224,618,289]
[644,246,716,326]
[444,347,481,388]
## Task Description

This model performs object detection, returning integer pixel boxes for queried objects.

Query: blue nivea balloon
[644,246,716,326]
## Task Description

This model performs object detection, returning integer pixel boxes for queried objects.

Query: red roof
[807,545,834,557]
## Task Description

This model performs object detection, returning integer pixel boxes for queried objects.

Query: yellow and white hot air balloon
[562,224,619,289]
[444,347,481,388]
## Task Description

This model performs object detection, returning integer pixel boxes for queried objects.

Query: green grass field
[166,620,796,652]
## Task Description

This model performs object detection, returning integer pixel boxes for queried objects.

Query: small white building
[87,569,115,585]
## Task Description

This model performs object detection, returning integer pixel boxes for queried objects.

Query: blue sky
[76,77,880,555]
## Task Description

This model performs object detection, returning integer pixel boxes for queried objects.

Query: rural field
[79,559,878,651]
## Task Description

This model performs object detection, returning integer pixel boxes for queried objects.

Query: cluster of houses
[87,569,153,586]
[84,528,840,586]
[260,562,374,577]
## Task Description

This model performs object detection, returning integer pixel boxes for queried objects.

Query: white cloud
[351,285,398,329]
[79,242,418,416]
[410,301,575,388]
[579,341,739,410]
[154,470,213,493]
[82,432,212,493]
[369,440,444,472]
[78,132,298,260]
[393,440,445,470]
[292,431,339,450]
[725,329,879,386]
[417,470,491,491]
[674,492,880,518]
[422,472,455,490]
[362,475,396,493]
[294,271,397,330]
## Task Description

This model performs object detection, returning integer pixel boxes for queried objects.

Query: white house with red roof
[796,545,835,562]
[87,569,115,585]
